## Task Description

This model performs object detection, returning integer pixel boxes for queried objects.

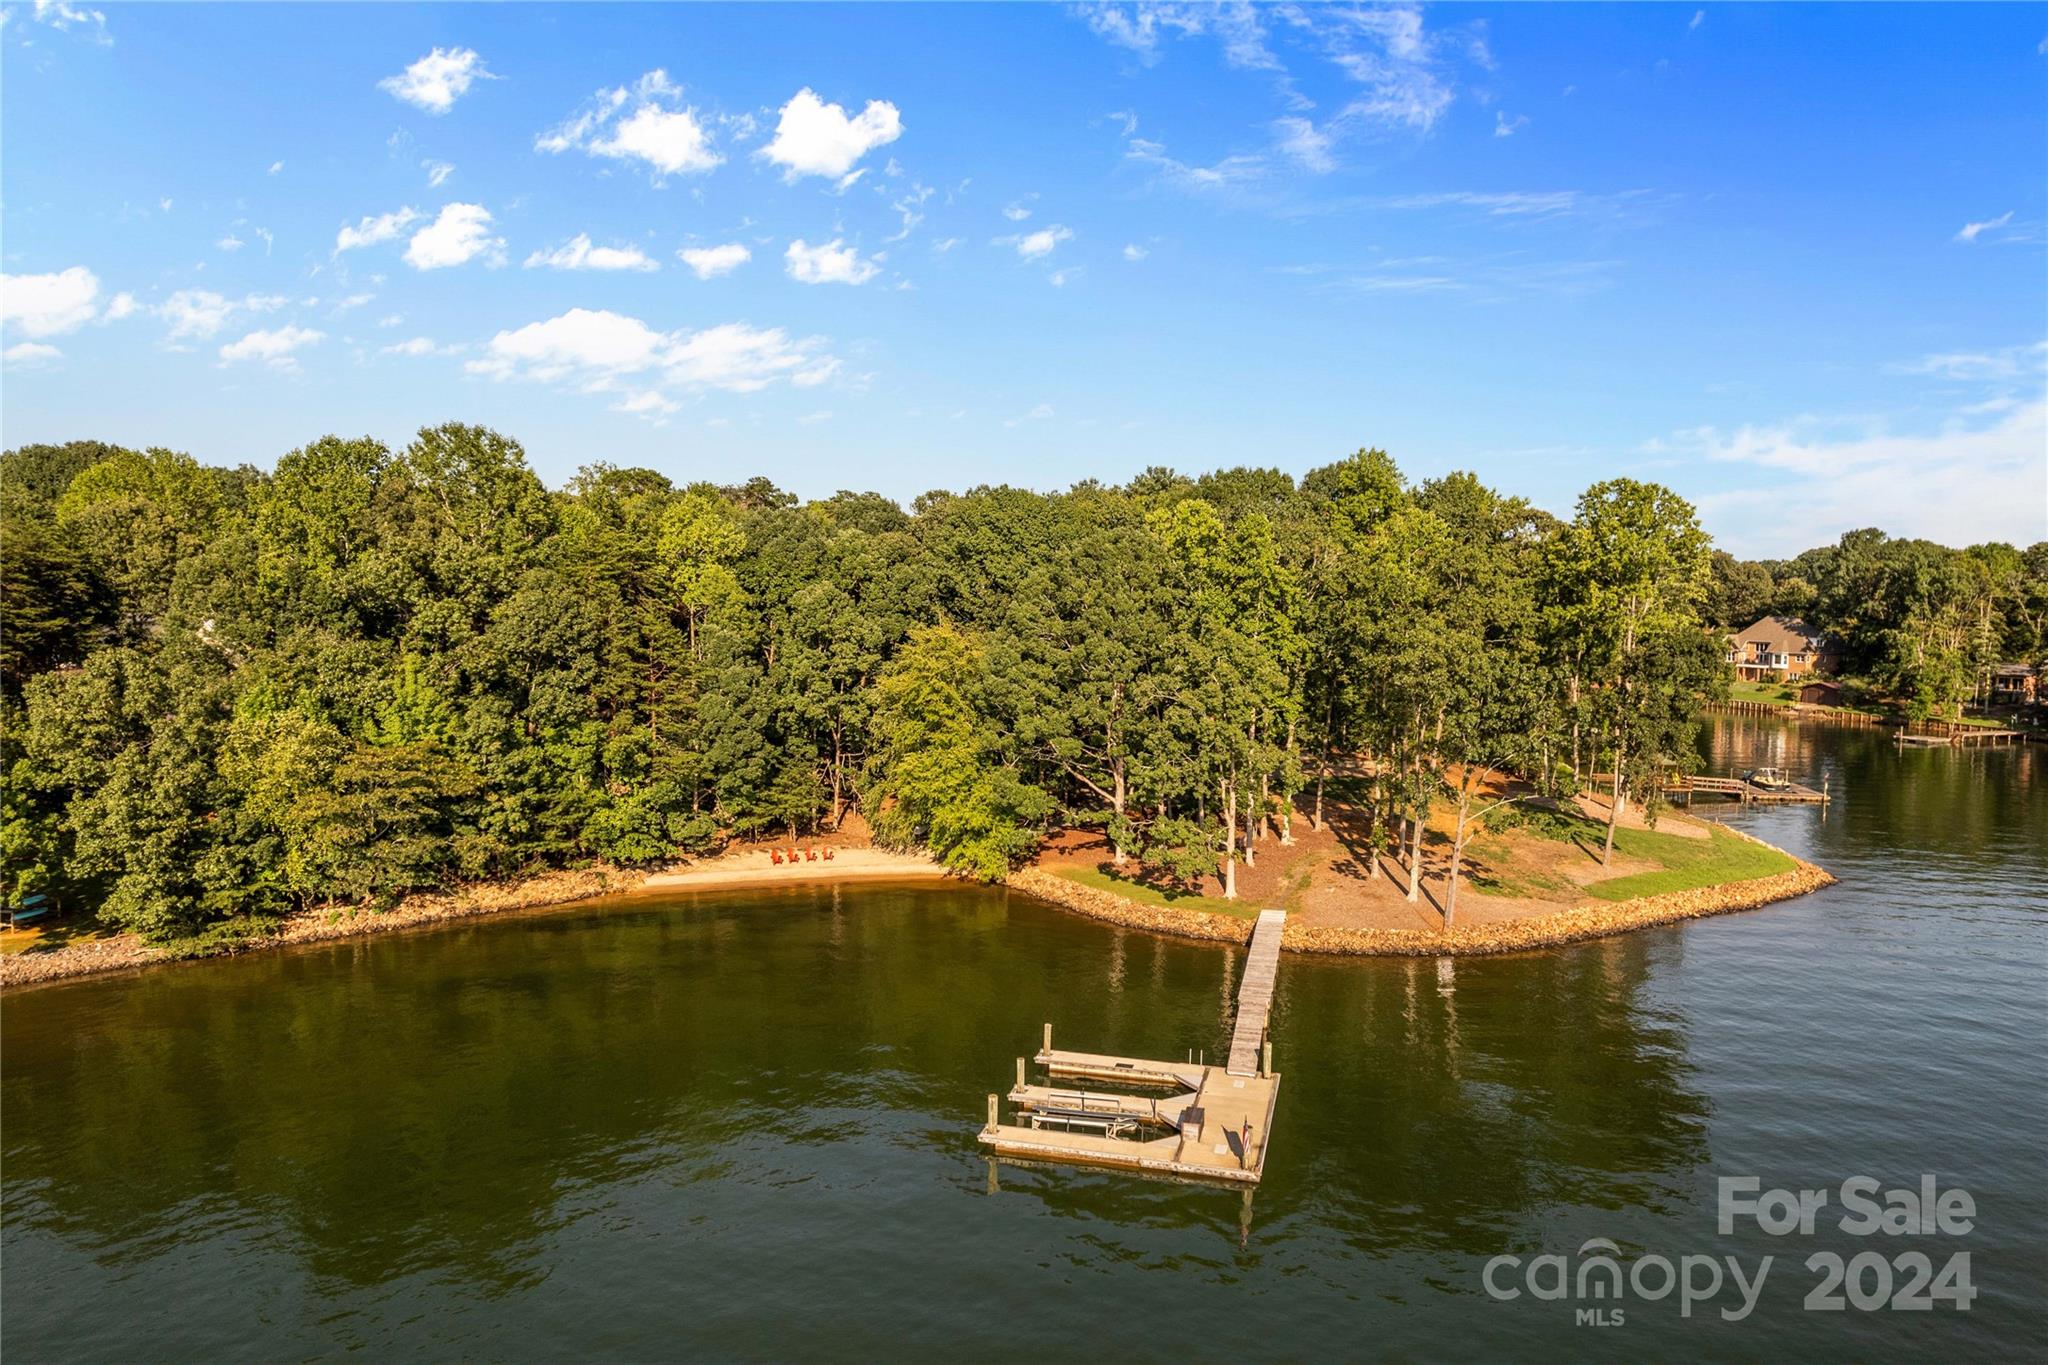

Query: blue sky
[3,2,2043,557]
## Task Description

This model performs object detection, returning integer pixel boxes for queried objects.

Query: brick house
[1726,615,1836,681]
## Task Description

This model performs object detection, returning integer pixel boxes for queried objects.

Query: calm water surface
[4,718,2044,1360]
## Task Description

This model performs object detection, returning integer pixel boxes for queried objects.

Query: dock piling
[1016,1057,1026,1089]
[986,1093,998,1132]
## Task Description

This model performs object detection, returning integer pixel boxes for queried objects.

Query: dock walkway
[1227,909,1284,1076]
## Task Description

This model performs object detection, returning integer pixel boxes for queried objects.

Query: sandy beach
[639,846,950,891]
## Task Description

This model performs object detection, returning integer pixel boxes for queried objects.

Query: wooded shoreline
[0,828,1831,991]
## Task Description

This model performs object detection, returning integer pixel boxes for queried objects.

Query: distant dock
[1670,775,1831,805]
[978,909,1285,1184]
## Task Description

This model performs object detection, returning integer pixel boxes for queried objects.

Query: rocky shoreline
[1006,845,1837,957]
[0,866,630,991]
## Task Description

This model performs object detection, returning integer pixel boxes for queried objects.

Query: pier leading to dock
[1227,909,1284,1076]
[978,908,1287,1184]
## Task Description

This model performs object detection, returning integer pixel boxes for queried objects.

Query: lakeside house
[1987,663,2039,708]
[1727,615,1837,681]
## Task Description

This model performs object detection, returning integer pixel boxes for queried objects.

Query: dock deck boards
[1226,909,1285,1076]
[981,1063,1281,1183]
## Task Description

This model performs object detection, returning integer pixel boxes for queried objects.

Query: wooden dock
[1667,775,1830,805]
[978,910,1287,1184]
[1897,726,2027,747]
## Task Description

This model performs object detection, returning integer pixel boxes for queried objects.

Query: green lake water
[4,717,2044,1359]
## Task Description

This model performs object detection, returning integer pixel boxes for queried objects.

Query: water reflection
[4,722,2043,1358]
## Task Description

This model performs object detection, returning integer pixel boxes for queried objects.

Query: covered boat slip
[978,910,1286,1185]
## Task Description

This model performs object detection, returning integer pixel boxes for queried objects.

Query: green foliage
[8,422,2000,942]
[865,626,1050,879]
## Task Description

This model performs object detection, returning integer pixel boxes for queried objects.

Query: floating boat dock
[978,909,1285,1185]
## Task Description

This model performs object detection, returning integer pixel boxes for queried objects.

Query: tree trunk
[830,724,845,828]
[1445,833,1464,931]
[1111,757,1128,867]
[1366,775,1382,879]
[1405,793,1424,903]
[1221,773,1238,899]
[1280,717,1296,844]
[1445,779,1475,931]
[1241,782,1256,868]
[1601,742,1624,867]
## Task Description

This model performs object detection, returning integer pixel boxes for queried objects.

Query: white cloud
[1376,190,1591,219]
[796,410,833,426]
[1954,210,2014,244]
[1008,225,1073,259]
[0,266,100,337]
[932,237,963,253]
[1494,111,1528,138]
[3,341,64,366]
[1084,3,1460,138]
[150,289,289,344]
[25,0,109,43]
[614,390,680,418]
[1274,117,1334,171]
[1124,136,1265,192]
[1889,340,2047,383]
[334,206,420,254]
[537,70,721,179]
[268,160,284,175]
[404,203,505,270]
[678,243,752,279]
[376,314,405,328]
[217,233,244,252]
[159,289,238,340]
[1693,399,2047,555]
[760,87,902,182]
[885,183,935,242]
[1689,10,1705,33]
[467,307,842,405]
[424,160,454,187]
[219,324,323,370]
[1002,202,1034,222]
[1122,243,1149,262]
[790,357,841,387]
[524,234,659,272]
[784,238,880,285]
[101,291,137,321]
[379,47,493,115]
[380,336,458,358]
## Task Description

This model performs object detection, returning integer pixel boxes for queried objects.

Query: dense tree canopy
[5,428,2032,941]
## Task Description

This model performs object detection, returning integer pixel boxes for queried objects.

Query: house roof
[1733,615,1831,652]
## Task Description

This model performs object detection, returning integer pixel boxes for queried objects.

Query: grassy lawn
[1052,865,1264,919]
[1729,680,1799,705]
[1584,825,1796,901]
